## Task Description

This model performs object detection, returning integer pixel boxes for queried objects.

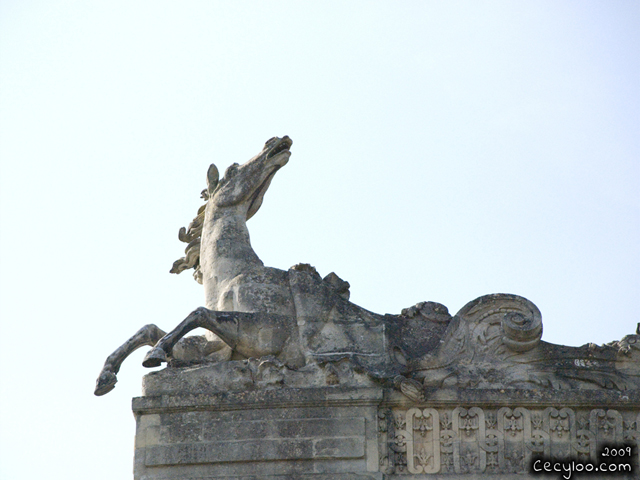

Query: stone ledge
[133,385,640,415]
[133,387,384,415]
[137,474,383,480]
[383,387,640,409]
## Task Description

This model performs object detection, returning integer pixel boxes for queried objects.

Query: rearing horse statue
[96,136,640,398]
[95,136,299,394]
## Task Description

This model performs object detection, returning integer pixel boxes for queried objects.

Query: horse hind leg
[94,324,167,396]
[142,307,235,368]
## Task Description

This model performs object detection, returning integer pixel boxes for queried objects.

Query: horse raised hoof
[94,369,118,396]
[143,347,168,368]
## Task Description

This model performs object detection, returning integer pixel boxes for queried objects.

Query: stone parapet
[133,381,639,479]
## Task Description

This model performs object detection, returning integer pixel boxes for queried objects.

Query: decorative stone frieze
[378,406,639,475]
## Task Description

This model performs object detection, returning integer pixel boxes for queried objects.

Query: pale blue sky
[1,2,638,478]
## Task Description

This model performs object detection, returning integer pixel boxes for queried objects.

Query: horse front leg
[94,324,167,396]
[142,307,236,368]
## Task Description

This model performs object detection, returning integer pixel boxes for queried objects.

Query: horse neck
[200,206,264,306]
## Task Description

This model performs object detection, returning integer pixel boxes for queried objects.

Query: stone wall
[133,379,639,479]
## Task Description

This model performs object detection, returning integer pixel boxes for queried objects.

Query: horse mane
[170,192,208,284]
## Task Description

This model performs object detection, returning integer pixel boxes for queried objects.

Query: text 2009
[601,446,632,458]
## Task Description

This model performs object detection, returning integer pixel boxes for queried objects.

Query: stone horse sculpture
[95,136,640,398]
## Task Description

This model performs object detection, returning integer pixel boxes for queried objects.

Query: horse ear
[207,163,219,194]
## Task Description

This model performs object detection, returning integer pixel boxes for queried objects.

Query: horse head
[204,136,292,219]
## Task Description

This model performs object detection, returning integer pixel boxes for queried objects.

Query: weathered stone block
[133,386,382,479]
